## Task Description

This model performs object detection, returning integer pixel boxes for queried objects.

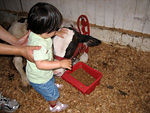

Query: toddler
[26,2,72,112]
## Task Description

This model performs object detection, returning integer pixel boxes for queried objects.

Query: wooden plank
[54,0,63,15]
[21,0,35,13]
[60,0,72,19]
[22,0,57,13]
[78,0,87,16]
[46,0,56,6]
[0,0,6,10]
[46,0,65,20]
[86,0,96,24]
[143,1,150,34]
[4,0,22,12]
[133,0,149,33]
[71,0,79,21]
[104,0,115,28]
[95,0,105,26]
[123,0,136,30]
[114,0,126,29]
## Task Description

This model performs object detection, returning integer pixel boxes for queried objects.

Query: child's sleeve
[32,41,49,61]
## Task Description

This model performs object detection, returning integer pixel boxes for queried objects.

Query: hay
[71,68,96,86]
[0,41,150,113]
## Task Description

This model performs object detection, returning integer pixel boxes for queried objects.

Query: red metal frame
[62,62,103,95]
[61,16,103,95]
[77,15,90,35]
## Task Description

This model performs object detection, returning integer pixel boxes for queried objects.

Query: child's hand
[60,59,72,70]
[55,28,68,38]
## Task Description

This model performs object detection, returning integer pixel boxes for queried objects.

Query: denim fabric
[29,76,59,101]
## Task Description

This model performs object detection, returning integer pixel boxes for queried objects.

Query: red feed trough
[61,62,103,95]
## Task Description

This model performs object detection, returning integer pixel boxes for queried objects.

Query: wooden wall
[0,0,150,51]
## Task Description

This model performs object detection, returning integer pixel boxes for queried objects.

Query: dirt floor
[0,22,150,113]
[0,40,150,113]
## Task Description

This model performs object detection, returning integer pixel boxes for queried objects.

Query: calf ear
[67,27,101,47]
[18,18,27,23]
[77,33,101,47]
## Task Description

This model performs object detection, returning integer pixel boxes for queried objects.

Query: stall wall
[0,0,150,51]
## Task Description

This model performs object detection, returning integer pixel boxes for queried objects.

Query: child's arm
[55,28,68,38]
[35,59,72,70]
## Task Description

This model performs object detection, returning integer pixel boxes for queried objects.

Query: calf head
[53,27,101,76]
[53,27,101,60]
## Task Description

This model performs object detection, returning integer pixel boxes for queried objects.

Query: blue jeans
[29,76,59,101]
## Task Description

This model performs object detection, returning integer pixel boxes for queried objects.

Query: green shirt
[26,32,53,84]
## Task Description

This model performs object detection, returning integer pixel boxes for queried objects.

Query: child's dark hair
[27,2,63,34]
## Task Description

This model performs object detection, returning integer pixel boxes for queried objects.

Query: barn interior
[0,0,150,113]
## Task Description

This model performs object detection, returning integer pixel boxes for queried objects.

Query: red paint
[61,62,103,95]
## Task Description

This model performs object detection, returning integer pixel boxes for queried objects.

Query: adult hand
[17,30,30,46]
[20,46,41,62]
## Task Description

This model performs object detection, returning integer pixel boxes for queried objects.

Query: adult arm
[0,43,41,62]
[0,25,30,46]
[0,25,19,45]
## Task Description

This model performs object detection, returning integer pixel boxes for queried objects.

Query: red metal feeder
[77,15,90,35]
[61,15,103,95]
[61,62,103,95]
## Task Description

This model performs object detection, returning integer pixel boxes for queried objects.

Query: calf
[53,27,101,76]
[8,18,101,86]
[8,18,29,86]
